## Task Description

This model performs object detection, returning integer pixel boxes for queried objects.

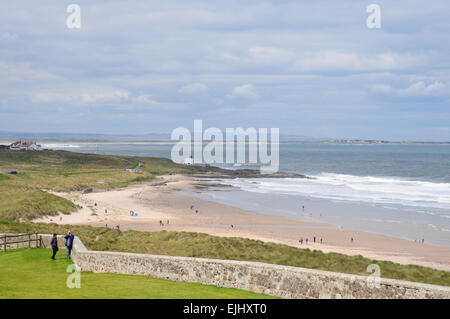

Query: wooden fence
[1,233,42,251]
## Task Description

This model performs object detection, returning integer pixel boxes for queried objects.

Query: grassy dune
[0,148,199,221]
[1,221,449,287]
[0,248,275,299]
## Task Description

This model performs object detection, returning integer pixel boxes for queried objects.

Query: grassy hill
[0,149,200,221]
[0,248,276,299]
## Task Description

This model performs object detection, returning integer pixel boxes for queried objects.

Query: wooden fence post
[2,235,5,252]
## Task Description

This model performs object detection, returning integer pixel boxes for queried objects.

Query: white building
[9,141,42,151]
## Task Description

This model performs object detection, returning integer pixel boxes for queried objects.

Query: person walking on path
[64,230,75,259]
[51,233,58,260]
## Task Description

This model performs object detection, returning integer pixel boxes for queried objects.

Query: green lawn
[0,248,276,299]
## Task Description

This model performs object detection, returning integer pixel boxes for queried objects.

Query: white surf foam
[224,173,450,210]
[42,144,80,148]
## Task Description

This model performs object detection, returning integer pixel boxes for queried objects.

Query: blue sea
[44,142,450,246]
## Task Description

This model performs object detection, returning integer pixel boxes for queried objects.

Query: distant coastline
[319,139,450,145]
[2,138,450,146]
[1,131,450,145]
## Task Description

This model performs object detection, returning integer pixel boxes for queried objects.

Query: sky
[0,0,449,141]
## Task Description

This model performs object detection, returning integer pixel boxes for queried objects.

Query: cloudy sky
[1,0,449,140]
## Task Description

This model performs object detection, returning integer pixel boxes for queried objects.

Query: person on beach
[305,238,308,245]
[167,220,169,225]
[299,238,303,244]
[51,233,58,260]
[64,230,75,259]
[313,236,316,243]
[320,238,323,244]
[195,210,198,214]
[159,220,162,226]
[351,237,354,243]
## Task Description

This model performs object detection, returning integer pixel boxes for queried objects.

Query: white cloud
[81,91,129,103]
[371,81,448,97]
[371,84,394,94]
[1,32,18,41]
[31,90,130,104]
[227,84,258,100]
[178,83,208,95]
[31,92,74,103]
[248,46,293,63]
[399,81,447,96]
[0,61,61,83]
[294,51,420,72]
[134,94,158,105]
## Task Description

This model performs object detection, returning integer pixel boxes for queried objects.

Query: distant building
[9,141,42,151]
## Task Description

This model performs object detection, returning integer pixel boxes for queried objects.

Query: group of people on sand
[190,204,199,214]
[298,236,356,246]
[299,236,323,245]
[50,230,75,260]
[159,220,169,226]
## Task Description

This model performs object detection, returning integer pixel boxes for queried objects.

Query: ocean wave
[224,173,450,210]
[42,144,80,148]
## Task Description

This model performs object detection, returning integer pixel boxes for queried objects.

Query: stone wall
[8,233,450,299]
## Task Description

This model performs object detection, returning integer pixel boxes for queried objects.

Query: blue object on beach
[133,213,138,216]
[8,171,18,175]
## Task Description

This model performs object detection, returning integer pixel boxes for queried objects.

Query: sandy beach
[34,174,450,271]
